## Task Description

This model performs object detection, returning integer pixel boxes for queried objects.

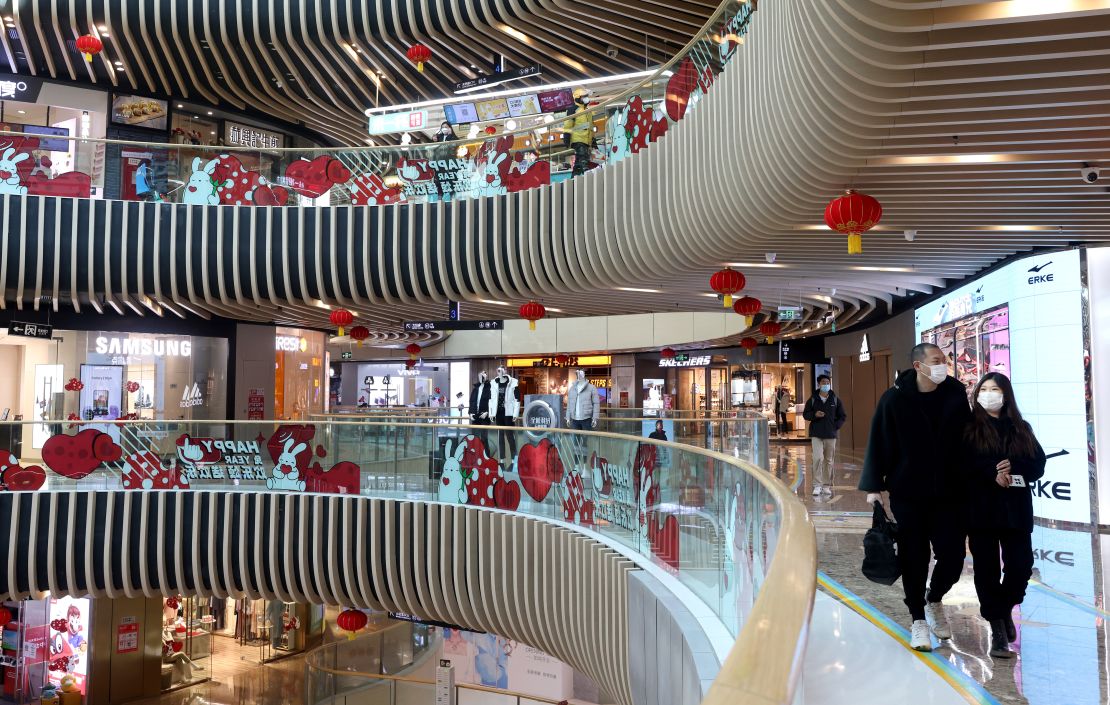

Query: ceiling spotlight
[400,132,412,145]
[467,125,479,139]
[765,252,776,264]
[505,119,517,130]
[904,229,916,242]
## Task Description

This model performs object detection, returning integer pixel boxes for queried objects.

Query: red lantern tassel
[848,233,862,255]
[337,326,345,337]
[746,349,753,356]
[417,61,425,73]
[723,294,733,308]
[529,320,536,331]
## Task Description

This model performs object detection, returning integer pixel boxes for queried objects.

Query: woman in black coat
[962,372,1045,659]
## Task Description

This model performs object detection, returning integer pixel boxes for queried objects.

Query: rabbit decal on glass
[182,157,225,205]
[439,439,467,504]
[0,147,29,195]
[268,436,308,491]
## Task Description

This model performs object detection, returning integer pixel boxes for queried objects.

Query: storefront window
[0,98,106,195]
[161,597,211,692]
[274,328,326,419]
[0,596,93,703]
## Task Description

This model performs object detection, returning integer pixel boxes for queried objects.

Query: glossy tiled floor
[770,439,1110,705]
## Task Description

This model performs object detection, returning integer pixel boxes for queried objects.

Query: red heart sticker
[493,479,521,511]
[516,439,564,502]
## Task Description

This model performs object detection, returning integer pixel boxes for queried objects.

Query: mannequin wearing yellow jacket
[562,88,593,175]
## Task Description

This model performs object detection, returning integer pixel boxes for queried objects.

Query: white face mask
[977,390,1004,412]
[918,362,948,384]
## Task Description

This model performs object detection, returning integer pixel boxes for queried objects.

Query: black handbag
[861,502,901,585]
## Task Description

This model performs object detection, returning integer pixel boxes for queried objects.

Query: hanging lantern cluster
[740,337,759,356]
[709,268,745,308]
[759,321,782,344]
[732,296,761,328]
[405,343,421,360]
[125,381,141,394]
[64,378,84,392]
[824,189,882,255]
[406,44,431,73]
[329,308,354,337]
[660,347,676,360]
[519,301,546,331]
[75,34,103,63]
[350,326,370,348]
[336,608,368,639]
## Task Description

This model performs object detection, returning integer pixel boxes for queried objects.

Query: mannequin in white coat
[565,369,600,430]
[486,365,520,459]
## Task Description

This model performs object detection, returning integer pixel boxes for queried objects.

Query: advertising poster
[522,394,563,440]
[643,418,675,467]
[247,388,265,420]
[80,364,124,443]
[111,94,168,130]
[48,597,90,693]
[440,629,572,700]
[642,378,665,416]
[914,249,1087,523]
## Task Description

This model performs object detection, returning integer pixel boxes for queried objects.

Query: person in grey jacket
[565,370,600,430]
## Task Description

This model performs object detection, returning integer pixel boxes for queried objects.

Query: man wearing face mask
[802,375,847,497]
[859,342,972,651]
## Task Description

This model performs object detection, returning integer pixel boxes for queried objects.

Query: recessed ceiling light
[209,131,215,135]
[16,110,24,114]
[176,104,183,108]
[615,287,661,294]
[727,262,786,269]
[478,299,510,306]
[98,25,107,31]
[114,61,123,66]
[207,111,213,115]
[874,153,1019,166]
[849,266,913,272]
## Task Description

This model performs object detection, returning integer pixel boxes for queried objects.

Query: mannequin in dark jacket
[858,343,972,651]
[961,372,1045,659]
[469,372,492,445]
[801,374,847,496]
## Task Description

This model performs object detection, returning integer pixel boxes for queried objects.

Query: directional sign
[341,351,353,360]
[452,65,541,93]
[404,320,503,332]
[7,321,53,339]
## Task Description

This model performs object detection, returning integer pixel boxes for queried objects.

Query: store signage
[276,335,308,352]
[1027,260,1054,284]
[224,121,283,150]
[659,355,710,368]
[403,320,503,332]
[389,612,482,633]
[341,351,353,360]
[508,355,611,368]
[397,368,420,376]
[779,342,791,363]
[179,382,204,408]
[94,336,192,357]
[453,64,541,93]
[368,109,428,135]
[0,73,43,102]
[448,300,460,321]
[176,435,268,481]
[858,334,871,362]
[7,321,52,339]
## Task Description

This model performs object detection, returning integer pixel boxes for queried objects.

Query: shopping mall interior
[0,1,1107,704]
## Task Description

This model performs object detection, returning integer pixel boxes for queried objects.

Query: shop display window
[0,597,91,704]
[160,597,210,692]
[275,328,326,419]
[920,303,1010,398]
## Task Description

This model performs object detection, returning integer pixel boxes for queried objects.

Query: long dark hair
[964,372,1038,458]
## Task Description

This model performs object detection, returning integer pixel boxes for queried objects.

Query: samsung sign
[95,336,192,357]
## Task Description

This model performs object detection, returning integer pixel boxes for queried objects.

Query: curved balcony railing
[0,0,752,207]
[0,416,813,704]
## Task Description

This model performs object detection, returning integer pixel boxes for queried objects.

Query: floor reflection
[775,438,1108,705]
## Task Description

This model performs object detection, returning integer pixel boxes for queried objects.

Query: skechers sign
[913,249,1087,524]
[95,336,192,357]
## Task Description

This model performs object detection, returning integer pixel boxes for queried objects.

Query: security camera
[1082,165,1100,183]
[605,45,618,59]
[904,229,917,242]
[765,252,776,264]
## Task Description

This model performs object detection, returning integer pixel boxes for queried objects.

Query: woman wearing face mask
[433,121,457,201]
[962,372,1045,659]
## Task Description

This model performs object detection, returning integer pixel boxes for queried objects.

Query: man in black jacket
[859,343,972,652]
[802,375,847,497]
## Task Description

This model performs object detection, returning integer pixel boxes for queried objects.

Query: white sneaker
[812,484,822,496]
[925,601,952,640]
[910,620,933,651]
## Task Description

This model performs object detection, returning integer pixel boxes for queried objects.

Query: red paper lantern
[0,607,11,626]
[405,358,417,370]
[349,326,370,348]
[740,337,759,356]
[434,387,442,394]
[406,44,431,73]
[660,347,676,360]
[733,296,762,328]
[335,608,368,639]
[519,301,546,331]
[329,309,354,337]
[709,268,745,308]
[484,125,497,135]
[759,321,782,344]
[75,34,103,63]
[405,343,421,360]
[824,189,882,255]
[554,354,569,366]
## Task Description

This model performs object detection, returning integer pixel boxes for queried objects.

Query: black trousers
[968,528,1033,621]
[572,141,590,176]
[890,498,967,621]
[776,411,789,433]
[495,414,517,458]
[469,416,491,449]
